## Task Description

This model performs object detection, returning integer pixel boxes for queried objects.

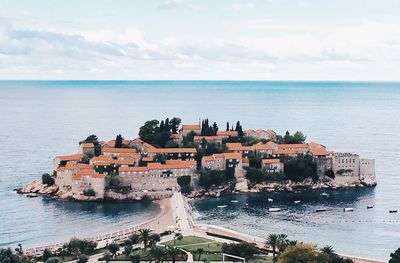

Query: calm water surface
[0,81,399,260]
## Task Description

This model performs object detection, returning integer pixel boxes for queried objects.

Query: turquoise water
[0,81,399,260]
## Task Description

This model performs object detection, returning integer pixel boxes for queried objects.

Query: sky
[1,0,400,80]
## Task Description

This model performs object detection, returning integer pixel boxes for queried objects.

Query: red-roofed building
[79,143,95,157]
[53,153,85,171]
[180,124,201,136]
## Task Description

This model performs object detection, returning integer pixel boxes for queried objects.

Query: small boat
[217,205,227,208]
[343,208,354,212]
[231,200,238,203]
[294,200,301,204]
[27,194,39,198]
[321,192,329,197]
[367,205,374,209]
[268,198,273,202]
[389,210,398,213]
[316,208,326,212]
[269,208,281,212]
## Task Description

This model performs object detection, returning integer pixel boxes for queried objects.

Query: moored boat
[367,205,374,209]
[268,198,273,202]
[269,208,281,212]
[294,200,301,204]
[231,200,238,203]
[217,205,227,208]
[389,210,398,213]
[316,208,326,212]
[343,207,354,212]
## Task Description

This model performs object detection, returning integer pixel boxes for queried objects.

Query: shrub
[325,169,335,179]
[83,189,96,197]
[221,242,258,260]
[77,254,89,263]
[42,249,53,262]
[42,173,55,186]
[45,257,60,263]
[177,176,191,187]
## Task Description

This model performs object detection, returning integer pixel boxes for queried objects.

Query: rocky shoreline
[17,174,377,201]
[16,180,173,201]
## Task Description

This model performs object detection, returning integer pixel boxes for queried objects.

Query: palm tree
[166,246,182,263]
[277,233,289,252]
[196,248,204,261]
[149,234,161,248]
[150,246,167,263]
[267,233,279,261]
[320,245,335,255]
[173,233,183,246]
[139,229,151,250]
[129,234,140,245]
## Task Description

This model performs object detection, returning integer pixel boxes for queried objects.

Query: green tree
[284,154,317,182]
[235,121,244,137]
[150,246,167,263]
[42,249,53,262]
[267,233,279,261]
[45,257,60,263]
[123,245,133,258]
[80,134,101,156]
[221,242,258,261]
[226,121,230,131]
[83,188,96,197]
[139,229,151,250]
[103,252,112,263]
[390,248,400,263]
[129,234,140,245]
[115,134,123,148]
[42,173,55,186]
[277,243,329,263]
[129,254,141,263]
[166,246,183,263]
[173,233,183,246]
[107,243,119,258]
[77,254,89,263]
[149,233,161,247]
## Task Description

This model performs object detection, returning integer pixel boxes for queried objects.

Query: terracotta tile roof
[217,131,238,136]
[72,169,104,180]
[226,143,253,151]
[92,155,113,161]
[119,166,149,172]
[102,148,136,154]
[194,135,223,141]
[223,153,242,159]
[55,153,85,161]
[277,144,309,149]
[117,152,140,158]
[308,142,328,156]
[80,143,94,148]
[202,156,215,161]
[181,124,201,130]
[262,159,281,164]
[254,141,277,150]
[148,148,197,154]
[242,158,249,163]
[142,157,153,162]
[272,149,299,155]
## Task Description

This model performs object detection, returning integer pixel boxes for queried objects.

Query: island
[18,117,377,201]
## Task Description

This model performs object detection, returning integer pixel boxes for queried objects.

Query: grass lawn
[114,248,188,261]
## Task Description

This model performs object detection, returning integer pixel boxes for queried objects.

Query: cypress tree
[226,122,230,131]
[115,134,123,148]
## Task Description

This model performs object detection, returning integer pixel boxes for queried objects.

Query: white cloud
[157,0,199,12]
[1,16,400,80]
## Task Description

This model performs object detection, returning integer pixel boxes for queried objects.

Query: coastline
[23,193,386,263]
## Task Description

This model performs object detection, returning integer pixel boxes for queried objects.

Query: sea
[0,81,399,260]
